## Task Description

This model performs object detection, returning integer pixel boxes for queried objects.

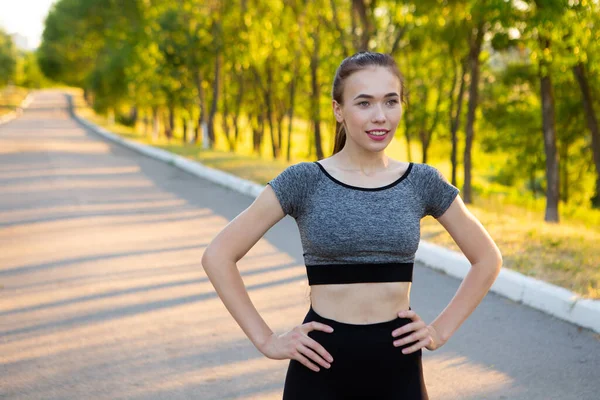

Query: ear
[332,100,344,123]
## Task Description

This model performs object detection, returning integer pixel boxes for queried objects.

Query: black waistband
[306,263,413,285]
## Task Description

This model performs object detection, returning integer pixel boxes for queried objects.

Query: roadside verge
[0,92,33,125]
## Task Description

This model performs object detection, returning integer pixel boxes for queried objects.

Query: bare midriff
[310,281,411,324]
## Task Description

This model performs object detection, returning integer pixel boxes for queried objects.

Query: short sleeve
[267,163,311,218]
[420,164,460,218]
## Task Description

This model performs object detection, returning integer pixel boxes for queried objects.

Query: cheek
[388,108,402,123]
[345,111,368,130]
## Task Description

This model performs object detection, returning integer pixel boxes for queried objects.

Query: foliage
[37,0,600,218]
[0,28,17,87]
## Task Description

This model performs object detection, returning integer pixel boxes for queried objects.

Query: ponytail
[332,121,346,155]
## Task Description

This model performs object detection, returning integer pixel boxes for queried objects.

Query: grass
[0,86,29,117]
[71,89,600,299]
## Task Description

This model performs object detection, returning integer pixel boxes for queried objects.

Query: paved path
[0,91,598,399]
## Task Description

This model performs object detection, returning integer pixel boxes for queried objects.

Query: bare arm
[201,185,286,352]
[429,195,503,342]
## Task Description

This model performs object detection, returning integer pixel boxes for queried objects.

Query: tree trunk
[182,116,187,144]
[420,77,444,164]
[195,69,208,148]
[129,105,138,125]
[538,38,560,222]
[277,114,284,160]
[311,31,324,160]
[572,61,600,208]
[252,113,264,155]
[221,74,233,151]
[277,112,283,156]
[463,23,484,204]
[144,108,150,137]
[208,53,220,148]
[450,57,468,186]
[287,72,297,161]
[152,106,159,141]
[233,73,244,149]
[352,0,372,51]
[350,0,359,51]
[166,104,174,141]
[530,169,537,198]
[266,59,279,159]
[329,0,350,57]
[420,130,429,164]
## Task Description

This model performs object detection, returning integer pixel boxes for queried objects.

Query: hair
[331,51,406,156]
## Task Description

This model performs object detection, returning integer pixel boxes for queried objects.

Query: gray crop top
[267,161,459,285]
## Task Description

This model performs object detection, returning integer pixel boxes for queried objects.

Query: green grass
[72,89,600,299]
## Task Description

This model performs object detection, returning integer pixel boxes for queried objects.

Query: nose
[371,104,386,123]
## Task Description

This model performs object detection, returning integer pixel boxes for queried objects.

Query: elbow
[201,245,219,273]
[494,247,503,272]
[473,248,502,281]
[201,243,236,273]
[492,256,502,282]
[487,248,503,280]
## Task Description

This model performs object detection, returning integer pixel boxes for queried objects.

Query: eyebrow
[353,92,400,100]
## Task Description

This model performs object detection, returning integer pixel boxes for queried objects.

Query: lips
[366,129,390,141]
[366,129,390,135]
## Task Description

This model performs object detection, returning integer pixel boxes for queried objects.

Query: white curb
[0,92,33,125]
[416,242,600,333]
[69,96,600,335]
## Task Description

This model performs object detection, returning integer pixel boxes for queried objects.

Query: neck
[336,143,389,173]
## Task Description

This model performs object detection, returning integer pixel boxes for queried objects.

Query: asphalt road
[1,91,598,400]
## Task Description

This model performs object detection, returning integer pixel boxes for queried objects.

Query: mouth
[366,129,390,141]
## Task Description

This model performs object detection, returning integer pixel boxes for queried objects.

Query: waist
[306,262,414,285]
[309,281,411,324]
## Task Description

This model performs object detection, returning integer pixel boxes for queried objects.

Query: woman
[201,51,502,399]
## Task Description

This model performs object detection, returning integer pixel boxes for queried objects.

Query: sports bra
[267,161,459,285]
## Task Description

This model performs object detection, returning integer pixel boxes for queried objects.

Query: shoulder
[267,162,320,217]
[408,162,449,181]
[268,161,321,189]
[287,161,319,173]
[409,162,438,173]
[277,161,320,181]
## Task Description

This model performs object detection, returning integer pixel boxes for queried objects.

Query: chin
[365,138,393,149]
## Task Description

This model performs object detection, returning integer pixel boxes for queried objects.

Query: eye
[386,99,399,106]
[357,101,370,107]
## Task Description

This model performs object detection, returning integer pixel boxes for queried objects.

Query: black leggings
[282,305,429,399]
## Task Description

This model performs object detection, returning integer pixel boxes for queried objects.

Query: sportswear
[267,161,459,285]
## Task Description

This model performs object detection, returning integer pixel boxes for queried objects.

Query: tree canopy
[37,0,600,220]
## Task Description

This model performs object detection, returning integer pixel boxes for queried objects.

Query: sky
[0,0,58,50]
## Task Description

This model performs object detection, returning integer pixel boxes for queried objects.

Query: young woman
[202,51,502,399]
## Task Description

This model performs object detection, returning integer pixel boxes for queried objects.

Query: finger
[391,320,426,338]
[301,336,334,363]
[397,310,421,320]
[303,321,334,333]
[294,351,320,372]
[401,337,432,355]
[297,343,331,369]
[393,328,429,347]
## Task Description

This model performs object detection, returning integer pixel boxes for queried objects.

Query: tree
[0,28,17,87]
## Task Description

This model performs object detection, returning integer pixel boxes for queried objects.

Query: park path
[0,90,598,400]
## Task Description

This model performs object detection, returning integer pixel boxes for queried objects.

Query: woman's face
[333,66,402,152]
